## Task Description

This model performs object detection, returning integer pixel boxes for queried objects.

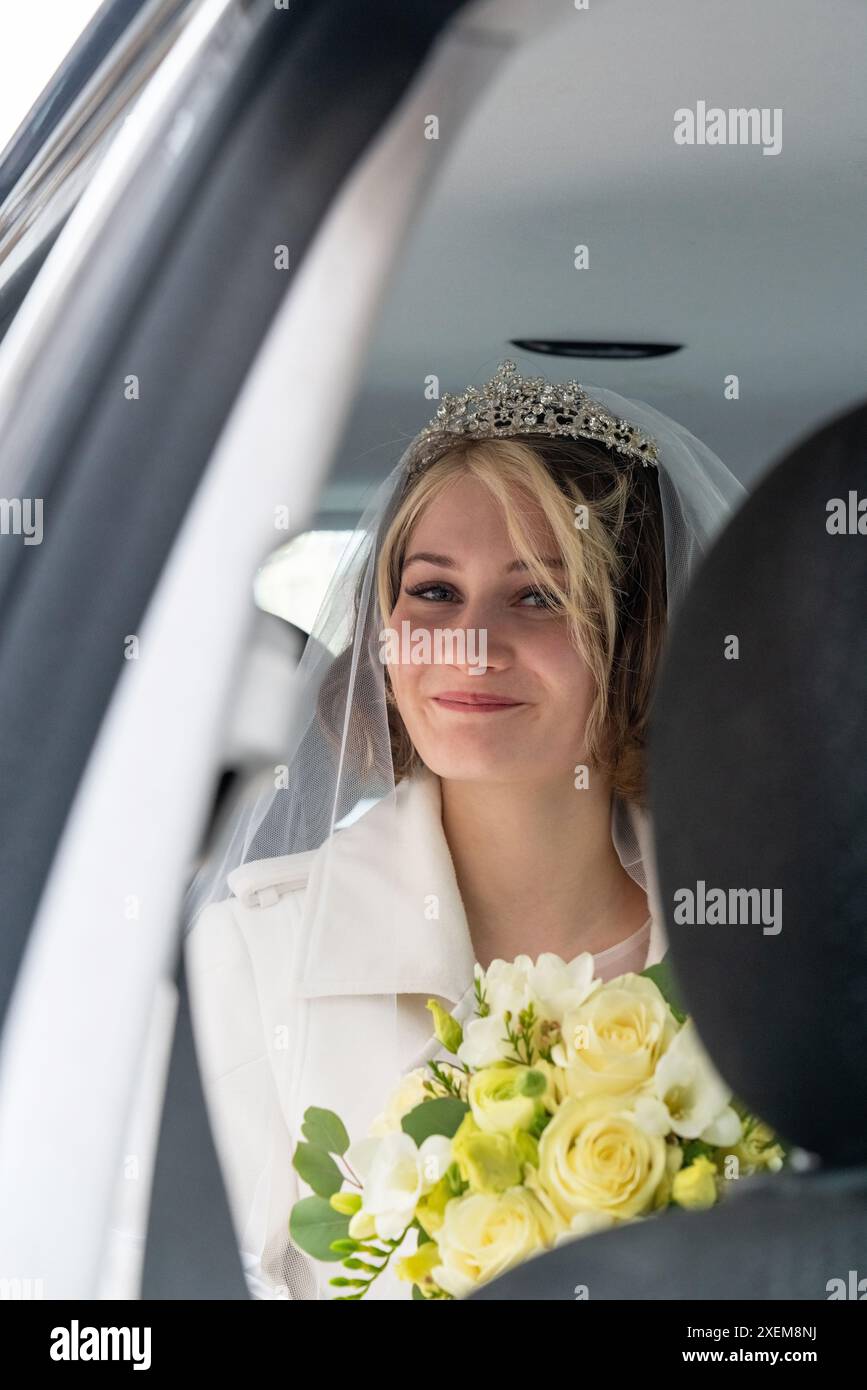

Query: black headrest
[648,401,867,1166]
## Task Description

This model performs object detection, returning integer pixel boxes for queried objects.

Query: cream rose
[552,973,678,1098]
[368,1064,466,1136]
[536,1093,668,1223]
[431,1187,559,1298]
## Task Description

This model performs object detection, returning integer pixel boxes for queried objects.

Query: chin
[417,742,547,785]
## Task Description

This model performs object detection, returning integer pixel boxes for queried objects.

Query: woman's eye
[404,581,457,602]
[518,586,561,610]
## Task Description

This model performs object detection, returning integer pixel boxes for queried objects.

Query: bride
[182,360,745,1299]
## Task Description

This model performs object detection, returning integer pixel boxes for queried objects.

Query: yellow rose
[552,974,679,1098]
[537,1093,667,1222]
[672,1154,719,1210]
[432,1188,558,1298]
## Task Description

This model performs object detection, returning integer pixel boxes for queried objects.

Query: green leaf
[412,1283,427,1300]
[300,1106,350,1155]
[292,1142,344,1197]
[401,1096,469,1145]
[288,1195,350,1261]
[641,957,688,1023]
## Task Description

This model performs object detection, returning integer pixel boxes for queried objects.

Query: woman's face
[386,473,596,787]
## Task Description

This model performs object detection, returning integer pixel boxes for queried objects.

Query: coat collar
[293,764,668,1000]
[295,764,476,1002]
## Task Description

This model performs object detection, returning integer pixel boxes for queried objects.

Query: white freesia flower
[651,1019,742,1144]
[457,957,533,1066]
[631,1094,674,1136]
[457,1013,513,1067]
[528,951,600,1021]
[458,952,600,1068]
[700,1106,743,1147]
[347,1131,453,1241]
[480,955,537,1017]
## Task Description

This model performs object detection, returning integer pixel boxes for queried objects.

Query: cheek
[383,611,424,713]
[533,632,596,716]
[384,599,440,700]
[388,595,438,636]
[387,655,420,706]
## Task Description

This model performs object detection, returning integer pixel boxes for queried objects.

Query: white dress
[178,765,668,1300]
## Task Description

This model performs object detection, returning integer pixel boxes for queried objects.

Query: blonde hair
[374,433,667,806]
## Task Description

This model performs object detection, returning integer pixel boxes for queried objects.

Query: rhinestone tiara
[407,359,660,473]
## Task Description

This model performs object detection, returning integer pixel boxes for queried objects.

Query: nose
[445,595,513,676]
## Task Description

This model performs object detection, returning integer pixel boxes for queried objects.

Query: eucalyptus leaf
[300,1106,350,1155]
[401,1096,468,1144]
[292,1141,344,1197]
[288,1196,350,1262]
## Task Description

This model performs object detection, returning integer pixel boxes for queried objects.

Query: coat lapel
[293,763,477,1002]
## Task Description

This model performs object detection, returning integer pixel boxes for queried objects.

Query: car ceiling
[320,0,867,521]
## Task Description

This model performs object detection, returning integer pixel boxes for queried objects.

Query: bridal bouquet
[287,955,787,1299]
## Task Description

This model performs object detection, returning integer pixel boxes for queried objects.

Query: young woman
[183,360,745,1299]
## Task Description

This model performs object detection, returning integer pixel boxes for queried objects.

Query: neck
[438,772,649,970]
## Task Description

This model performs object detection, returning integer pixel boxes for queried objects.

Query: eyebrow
[404,551,565,573]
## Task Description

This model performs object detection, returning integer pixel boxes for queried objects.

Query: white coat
[183,763,669,1300]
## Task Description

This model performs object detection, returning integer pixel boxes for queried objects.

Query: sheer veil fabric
[182,367,747,1285]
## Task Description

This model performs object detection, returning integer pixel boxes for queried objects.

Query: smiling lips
[431,690,525,713]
